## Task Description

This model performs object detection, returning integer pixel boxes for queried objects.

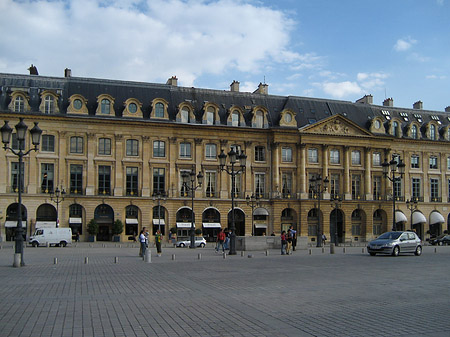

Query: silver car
[176,237,206,248]
[367,231,422,256]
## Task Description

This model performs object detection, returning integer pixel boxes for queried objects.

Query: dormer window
[393,121,399,137]
[9,91,30,113]
[430,124,437,140]
[181,108,189,123]
[232,111,239,126]
[123,98,143,118]
[68,94,88,114]
[44,95,55,114]
[414,114,422,123]
[39,91,60,114]
[101,99,110,114]
[155,103,164,118]
[206,107,215,125]
[14,96,24,112]
[411,125,418,139]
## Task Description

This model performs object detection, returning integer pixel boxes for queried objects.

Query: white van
[29,228,72,247]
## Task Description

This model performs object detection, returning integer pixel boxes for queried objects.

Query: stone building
[1,69,449,245]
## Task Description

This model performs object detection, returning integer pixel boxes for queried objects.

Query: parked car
[429,234,450,246]
[367,231,422,256]
[176,237,206,248]
[29,227,72,247]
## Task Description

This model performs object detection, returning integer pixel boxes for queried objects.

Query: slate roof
[1,72,449,134]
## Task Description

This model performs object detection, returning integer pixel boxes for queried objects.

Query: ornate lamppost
[50,187,66,228]
[330,196,342,246]
[382,157,405,231]
[406,198,418,231]
[219,148,247,255]
[309,175,329,247]
[246,193,260,236]
[1,118,42,267]
[152,191,166,233]
[181,170,203,249]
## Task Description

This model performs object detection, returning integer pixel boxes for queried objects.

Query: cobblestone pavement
[0,243,449,337]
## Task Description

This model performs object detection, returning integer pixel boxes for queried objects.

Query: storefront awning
[69,217,82,224]
[202,223,221,228]
[176,222,195,228]
[126,218,139,224]
[152,219,165,225]
[412,212,427,225]
[395,211,407,223]
[254,208,269,216]
[254,224,267,229]
[430,212,445,225]
[5,221,27,228]
[36,221,56,228]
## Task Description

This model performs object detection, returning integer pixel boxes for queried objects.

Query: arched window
[232,111,240,126]
[181,108,189,123]
[206,107,215,125]
[255,110,264,128]
[393,121,399,137]
[411,125,418,139]
[44,95,55,114]
[14,96,24,112]
[101,99,110,114]
[155,102,164,118]
[430,124,436,140]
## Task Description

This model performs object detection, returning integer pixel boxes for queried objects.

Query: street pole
[1,118,42,267]
[310,175,329,247]
[382,157,405,231]
[219,148,247,255]
[182,170,203,249]
[246,194,259,236]
[406,198,418,231]
[50,187,65,228]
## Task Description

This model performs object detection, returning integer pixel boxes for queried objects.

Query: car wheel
[200,243,205,248]
[60,241,67,247]
[392,246,400,257]
[180,243,185,248]
[414,245,422,256]
[438,242,442,246]
[32,241,38,247]
[369,252,376,256]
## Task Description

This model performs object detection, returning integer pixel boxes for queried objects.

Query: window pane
[155,103,164,118]
[153,140,165,157]
[70,164,83,194]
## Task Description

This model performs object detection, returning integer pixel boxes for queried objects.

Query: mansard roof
[1,72,449,136]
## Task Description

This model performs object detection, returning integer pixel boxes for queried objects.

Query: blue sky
[0,0,449,111]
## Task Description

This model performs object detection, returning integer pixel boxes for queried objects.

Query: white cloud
[322,81,362,98]
[0,0,304,87]
[357,72,389,91]
[426,74,447,79]
[394,37,417,52]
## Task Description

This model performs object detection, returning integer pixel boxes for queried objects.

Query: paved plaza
[0,242,449,337]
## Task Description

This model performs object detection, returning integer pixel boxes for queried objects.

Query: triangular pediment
[299,114,372,137]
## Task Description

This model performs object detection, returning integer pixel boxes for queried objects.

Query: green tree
[87,219,99,235]
[112,219,124,235]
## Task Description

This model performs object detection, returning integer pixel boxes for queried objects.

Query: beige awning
[5,221,27,228]
[412,212,427,225]
[254,208,269,216]
[176,222,194,228]
[430,212,445,225]
[395,211,407,223]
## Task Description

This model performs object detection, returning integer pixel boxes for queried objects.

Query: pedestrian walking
[322,233,327,246]
[281,231,287,255]
[224,228,230,250]
[155,229,162,256]
[289,225,297,251]
[139,229,147,257]
[216,229,226,253]
[286,229,293,254]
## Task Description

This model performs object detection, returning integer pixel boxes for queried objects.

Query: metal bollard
[309,249,312,255]
[198,253,202,260]
[248,254,253,258]
[343,247,346,253]
[144,249,151,263]
[240,251,244,257]
[435,247,437,253]
[172,254,176,260]
[85,257,89,264]
[362,248,365,253]
[223,252,226,259]
[114,256,119,264]
[330,243,335,254]
[322,247,325,253]
[54,257,58,264]
[13,253,21,268]
[265,250,269,256]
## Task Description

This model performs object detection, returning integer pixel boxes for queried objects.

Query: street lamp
[246,193,260,236]
[50,187,66,227]
[1,118,42,267]
[152,191,166,233]
[406,198,418,231]
[382,157,405,231]
[309,175,329,247]
[219,148,247,255]
[181,170,203,249]
[330,196,342,246]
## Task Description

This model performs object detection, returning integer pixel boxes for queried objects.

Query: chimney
[383,98,394,107]
[64,68,72,77]
[253,82,268,95]
[445,106,450,113]
[166,76,178,86]
[28,64,38,75]
[413,101,423,110]
[230,80,240,92]
[356,94,373,104]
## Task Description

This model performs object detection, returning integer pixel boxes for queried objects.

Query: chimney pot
[230,80,240,92]
[413,101,423,110]
[445,106,450,113]
[383,98,394,107]
[253,82,268,95]
[356,94,373,104]
[166,76,178,86]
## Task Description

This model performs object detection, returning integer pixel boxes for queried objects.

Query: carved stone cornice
[321,119,350,135]
[169,137,177,144]
[87,133,96,139]
[194,138,203,145]
[114,134,123,141]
